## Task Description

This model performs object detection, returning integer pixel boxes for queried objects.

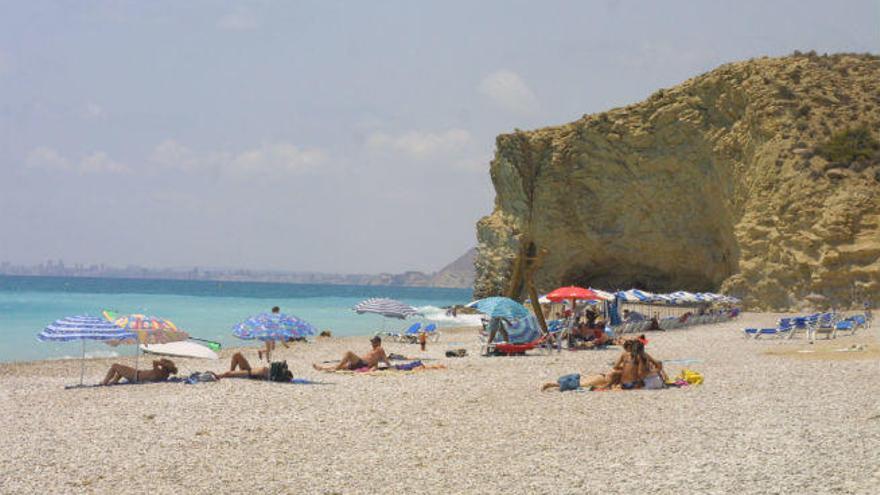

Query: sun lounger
[422,323,440,342]
[834,320,856,336]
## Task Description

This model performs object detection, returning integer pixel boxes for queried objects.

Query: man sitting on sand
[101,358,178,385]
[215,352,293,381]
[313,335,392,372]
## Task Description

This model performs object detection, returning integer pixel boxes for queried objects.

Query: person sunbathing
[214,352,292,381]
[541,340,638,391]
[101,358,178,385]
[631,339,667,389]
[579,327,611,349]
[313,335,391,372]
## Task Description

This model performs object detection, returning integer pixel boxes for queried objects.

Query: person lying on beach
[541,340,642,391]
[101,358,178,385]
[312,335,392,372]
[214,352,293,381]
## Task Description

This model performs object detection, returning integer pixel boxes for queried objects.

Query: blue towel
[394,360,424,371]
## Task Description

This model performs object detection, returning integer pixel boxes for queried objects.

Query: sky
[1,1,877,274]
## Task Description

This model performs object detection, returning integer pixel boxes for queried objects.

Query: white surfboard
[140,341,219,360]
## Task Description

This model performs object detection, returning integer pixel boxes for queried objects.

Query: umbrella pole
[79,340,85,387]
[134,345,140,383]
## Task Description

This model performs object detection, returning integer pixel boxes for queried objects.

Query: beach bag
[643,373,664,390]
[558,373,581,392]
[679,369,703,385]
[269,361,292,382]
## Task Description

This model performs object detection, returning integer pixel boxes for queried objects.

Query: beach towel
[67,377,185,389]
[679,369,703,385]
[330,361,447,375]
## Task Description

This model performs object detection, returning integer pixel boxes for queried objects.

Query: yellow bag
[679,369,704,385]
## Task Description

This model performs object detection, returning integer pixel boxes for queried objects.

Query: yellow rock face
[475,53,880,310]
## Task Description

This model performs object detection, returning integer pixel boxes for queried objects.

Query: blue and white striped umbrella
[698,292,724,303]
[670,291,701,303]
[588,288,616,301]
[353,298,419,319]
[617,289,657,303]
[38,315,137,342]
[232,313,317,342]
[37,315,138,387]
[653,294,676,304]
[466,297,531,319]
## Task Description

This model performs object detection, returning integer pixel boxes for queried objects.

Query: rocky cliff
[475,53,880,310]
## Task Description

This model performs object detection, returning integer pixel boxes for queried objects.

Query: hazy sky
[1,1,877,274]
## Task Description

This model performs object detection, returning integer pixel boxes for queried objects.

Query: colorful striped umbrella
[102,311,189,345]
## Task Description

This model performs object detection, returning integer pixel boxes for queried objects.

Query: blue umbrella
[466,297,531,319]
[37,315,138,387]
[232,312,316,341]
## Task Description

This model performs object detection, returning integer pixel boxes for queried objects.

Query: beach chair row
[743,313,870,340]
[383,322,439,343]
[613,311,738,335]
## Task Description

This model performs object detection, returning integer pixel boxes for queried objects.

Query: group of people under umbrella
[38,306,318,387]
[37,297,427,387]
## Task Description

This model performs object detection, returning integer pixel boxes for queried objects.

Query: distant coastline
[0,248,476,290]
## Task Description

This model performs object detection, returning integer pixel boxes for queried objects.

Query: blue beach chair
[389,322,421,342]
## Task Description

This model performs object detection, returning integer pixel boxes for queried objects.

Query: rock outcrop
[475,53,880,310]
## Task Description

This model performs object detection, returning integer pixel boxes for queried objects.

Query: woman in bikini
[215,352,292,381]
[101,358,178,385]
[631,339,666,389]
[541,340,640,391]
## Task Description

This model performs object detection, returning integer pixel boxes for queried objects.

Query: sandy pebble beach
[2,313,879,494]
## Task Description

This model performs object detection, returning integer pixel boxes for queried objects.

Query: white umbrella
[140,341,219,360]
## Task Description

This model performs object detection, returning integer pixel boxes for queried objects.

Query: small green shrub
[816,127,880,164]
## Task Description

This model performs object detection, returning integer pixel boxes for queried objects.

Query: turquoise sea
[0,275,476,363]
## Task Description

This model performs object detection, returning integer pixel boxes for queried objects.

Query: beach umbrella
[232,312,317,341]
[354,298,420,332]
[670,291,701,304]
[141,341,219,360]
[545,286,601,302]
[37,315,137,387]
[618,289,657,303]
[588,288,616,301]
[102,311,190,381]
[102,311,189,345]
[653,294,676,304]
[232,312,315,379]
[353,298,419,319]
[466,296,531,319]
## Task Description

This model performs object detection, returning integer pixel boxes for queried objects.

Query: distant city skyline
[2,1,877,274]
